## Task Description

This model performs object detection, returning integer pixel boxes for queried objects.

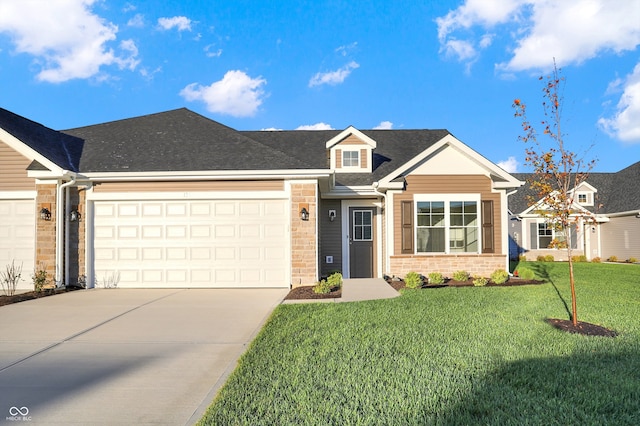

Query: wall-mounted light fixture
[328,209,336,222]
[40,204,52,221]
[70,209,81,222]
[300,203,309,221]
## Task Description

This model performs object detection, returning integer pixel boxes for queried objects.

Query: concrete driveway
[0,288,287,425]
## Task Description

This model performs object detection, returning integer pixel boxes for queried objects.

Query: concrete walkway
[282,278,400,304]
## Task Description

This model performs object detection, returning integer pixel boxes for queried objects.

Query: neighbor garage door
[0,199,35,290]
[93,199,289,288]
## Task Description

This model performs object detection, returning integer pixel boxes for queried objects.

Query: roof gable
[378,134,523,190]
[0,107,83,174]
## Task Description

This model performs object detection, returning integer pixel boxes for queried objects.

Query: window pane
[463,202,477,213]
[432,214,445,226]
[432,202,445,214]
[540,236,552,248]
[363,227,372,240]
[450,201,463,214]
[417,228,445,252]
[450,214,463,226]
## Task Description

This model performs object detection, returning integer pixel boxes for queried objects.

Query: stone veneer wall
[389,254,506,279]
[291,182,318,287]
[35,184,57,283]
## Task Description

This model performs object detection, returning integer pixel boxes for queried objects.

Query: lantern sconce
[328,209,336,222]
[40,204,52,221]
[70,208,81,222]
[300,203,309,221]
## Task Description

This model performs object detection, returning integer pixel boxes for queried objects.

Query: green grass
[199,262,640,425]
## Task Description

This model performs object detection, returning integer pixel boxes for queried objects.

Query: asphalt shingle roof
[0,107,83,172]
[510,162,640,215]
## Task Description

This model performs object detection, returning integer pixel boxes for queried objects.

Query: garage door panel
[94,199,289,288]
[0,199,36,290]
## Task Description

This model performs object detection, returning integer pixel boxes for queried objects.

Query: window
[537,223,553,248]
[577,193,587,203]
[352,210,372,241]
[342,150,359,167]
[415,198,479,253]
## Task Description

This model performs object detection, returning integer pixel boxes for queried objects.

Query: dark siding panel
[319,199,343,276]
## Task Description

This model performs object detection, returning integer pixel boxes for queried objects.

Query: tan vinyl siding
[92,180,284,193]
[337,134,367,145]
[393,175,502,255]
[601,215,640,261]
[0,141,35,191]
[319,198,343,276]
[360,149,367,168]
[335,150,342,169]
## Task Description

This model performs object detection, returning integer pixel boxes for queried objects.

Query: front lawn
[199,262,640,425]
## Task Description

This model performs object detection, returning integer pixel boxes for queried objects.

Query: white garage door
[93,199,289,288]
[0,199,35,291]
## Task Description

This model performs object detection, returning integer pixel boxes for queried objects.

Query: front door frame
[341,200,382,278]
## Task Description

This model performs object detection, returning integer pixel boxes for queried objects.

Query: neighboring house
[509,162,640,262]
[0,107,523,290]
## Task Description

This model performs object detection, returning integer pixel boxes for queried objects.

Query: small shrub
[404,271,423,289]
[591,257,601,263]
[428,272,445,285]
[571,255,588,263]
[472,276,489,286]
[313,279,331,294]
[490,269,509,285]
[518,268,536,280]
[452,270,469,281]
[627,257,638,264]
[536,255,546,262]
[544,254,555,262]
[32,264,49,292]
[327,272,343,289]
[607,255,618,262]
[0,260,23,296]
[518,254,527,262]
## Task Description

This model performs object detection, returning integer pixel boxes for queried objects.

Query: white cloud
[295,123,334,130]
[598,63,640,143]
[127,14,145,28]
[0,0,139,83]
[436,0,640,72]
[157,16,192,32]
[204,44,222,58]
[497,156,519,172]
[180,70,267,117]
[373,121,393,130]
[309,61,360,87]
[336,42,358,56]
[261,127,283,131]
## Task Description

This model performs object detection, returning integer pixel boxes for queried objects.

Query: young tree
[513,62,596,327]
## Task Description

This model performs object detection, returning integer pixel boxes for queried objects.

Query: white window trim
[414,194,481,254]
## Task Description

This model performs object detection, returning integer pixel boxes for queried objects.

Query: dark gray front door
[349,208,374,278]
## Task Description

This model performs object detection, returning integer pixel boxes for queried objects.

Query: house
[0,107,523,290]
[508,162,640,262]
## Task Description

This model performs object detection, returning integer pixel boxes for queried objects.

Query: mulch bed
[545,318,618,338]
[0,287,81,307]
[387,277,544,291]
[284,285,341,300]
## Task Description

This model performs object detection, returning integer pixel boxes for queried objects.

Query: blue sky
[1,0,639,173]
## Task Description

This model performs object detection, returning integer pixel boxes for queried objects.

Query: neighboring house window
[342,150,359,167]
[575,192,593,206]
[531,222,578,249]
[537,223,553,248]
[415,197,480,253]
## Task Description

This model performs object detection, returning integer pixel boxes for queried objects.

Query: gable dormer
[326,126,377,173]
[572,181,597,207]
